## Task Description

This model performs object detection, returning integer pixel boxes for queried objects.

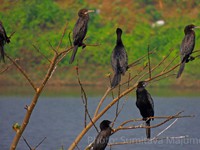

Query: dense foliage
[1,0,200,80]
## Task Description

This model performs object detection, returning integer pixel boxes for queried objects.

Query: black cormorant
[177,24,199,78]
[136,81,154,139]
[92,120,112,150]
[111,28,128,88]
[0,21,10,63]
[69,9,94,64]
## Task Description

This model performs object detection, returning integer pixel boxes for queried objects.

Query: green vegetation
[1,0,200,86]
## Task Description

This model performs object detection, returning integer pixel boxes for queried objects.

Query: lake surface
[0,87,200,150]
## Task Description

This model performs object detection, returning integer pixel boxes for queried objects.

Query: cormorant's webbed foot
[142,118,146,121]
[186,56,195,63]
[189,56,195,61]
[82,43,86,49]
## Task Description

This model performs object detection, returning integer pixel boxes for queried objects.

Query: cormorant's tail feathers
[176,61,186,78]
[111,72,121,88]
[69,45,78,64]
[0,45,5,63]
[146,121,151,139]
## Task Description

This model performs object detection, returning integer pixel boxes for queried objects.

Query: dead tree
[2,24,198,150]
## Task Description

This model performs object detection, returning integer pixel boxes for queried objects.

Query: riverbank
[1,64,200,90]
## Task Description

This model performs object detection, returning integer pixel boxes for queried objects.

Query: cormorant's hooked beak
[143,81,148,87]
[194,26,200,29]
[85,10,95,14]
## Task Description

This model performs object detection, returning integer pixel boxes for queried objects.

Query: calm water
[0,87,200,150]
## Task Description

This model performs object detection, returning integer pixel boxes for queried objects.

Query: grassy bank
[0,0,200,87]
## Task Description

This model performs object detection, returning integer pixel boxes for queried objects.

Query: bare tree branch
[68,60,187,150]
[56,22,68,52]
[8,31,16,39]
[32,45,51,63]
[0,59,17,74]
[10,52,59,149]
[147,45,151,79]
[152,118,178,140]
[68,32,72,46]
[127,49,155,69]
[22,136,32,150]
[48,41,58,54]
[162,55,178,72]
[34,137,47,149]
[94,87,111,117]
[113,111,193,133]
[76,61,99,132]
[5,54,37,91]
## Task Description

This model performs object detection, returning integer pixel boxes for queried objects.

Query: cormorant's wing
[0,38,5,62]
[0,24,8,41]
[147,91,154,110]
[118,46,128,74]
[180,33,195,61]
[93,130,110,150]
[73,18,88,45]
[111,45,128,74]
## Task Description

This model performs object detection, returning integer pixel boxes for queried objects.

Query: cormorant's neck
[137,87,145,92]
[117,34,123,45]
[80,15,89,21]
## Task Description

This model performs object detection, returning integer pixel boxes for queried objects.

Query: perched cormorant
[92,120,112,150]
[111,28,128,88]
[136,81,154,139]
[69,9,94,64]
[0,21,10,63]
[177,24,199,78]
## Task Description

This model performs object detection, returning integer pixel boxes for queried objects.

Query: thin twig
[48,41,57,54]
[152,48,175,72]
[152,118,178,140]
[111,74,131,127]
[76,62,99,132]
[127,49,156,69]
[8,31,16,39]
[34,137,47,149]
[82,43,100,47]
[109,74,115,100]
[147,45,151,79]
[76,62,87,128]
[194,54,200,59]
[56,22,68,52]
[0,60,16,74]
[137,48,176,82]
[162,55,178,72]
[0,65,9,74]
[94,87,112,117]
[121,64,148,86]
[192,49,200,54]
[68,32,72,46]
[57,43,100,64]
[22,136,32,150]
[74,142,81,150]
[113,112,191,133]
[150,73,176,83]
[32,45,51,63]
[56,46,74,63]
[5,54,37,91]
